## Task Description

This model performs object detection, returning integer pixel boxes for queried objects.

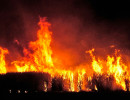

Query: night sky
[0,0,130,63]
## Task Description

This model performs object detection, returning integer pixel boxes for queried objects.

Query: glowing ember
[0,17,129,92]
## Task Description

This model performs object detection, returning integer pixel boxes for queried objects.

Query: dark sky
[0,0,130,59]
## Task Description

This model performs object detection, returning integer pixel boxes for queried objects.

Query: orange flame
[86,48,102,74]
[107,50,128,90]
[12,18,54,74]
[0,47,8,74]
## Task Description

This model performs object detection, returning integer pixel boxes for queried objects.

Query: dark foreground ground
[1,91,130,100]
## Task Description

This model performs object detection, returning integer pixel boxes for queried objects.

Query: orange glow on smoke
[0,17,129,92]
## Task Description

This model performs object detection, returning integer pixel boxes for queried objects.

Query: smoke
[0,0,130,69]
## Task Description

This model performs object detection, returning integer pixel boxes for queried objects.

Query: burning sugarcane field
[0,0,130,98]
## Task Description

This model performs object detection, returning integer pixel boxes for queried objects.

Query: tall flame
[29,17,54,68]
[86,48,102,74]
[107,50,128,90]
[13,17,54,73]
[0,47,8,74]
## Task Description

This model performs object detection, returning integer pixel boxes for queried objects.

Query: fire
[86,49,102,74]
[0,47,8,74]
[12,17,54,73]
[77,69,86,91]
[86,49,128,91]
[107,51,128,90]
[29,17,54,68]
[0,17,129,92]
